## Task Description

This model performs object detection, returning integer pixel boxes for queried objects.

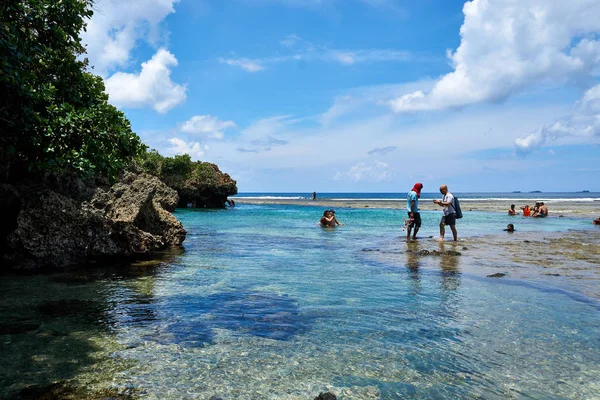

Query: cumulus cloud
[82,0,178,76]
[105,49,186,113]
[390,0,600,113]
[167,138,208,160]
[334,161,392,182]
[515,84,600,153]
[181,115,236,139]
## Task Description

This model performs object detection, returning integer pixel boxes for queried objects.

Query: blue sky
[83,0,600,192]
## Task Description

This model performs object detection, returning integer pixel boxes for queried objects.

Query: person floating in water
[508,204,519,215]
[312,192,317,201]
[593,217,600,225]
[319,209,342,227]
[504,223,515,232]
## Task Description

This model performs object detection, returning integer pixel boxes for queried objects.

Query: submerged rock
[487,273,506,278]
[406,249,462,256]
[1,172,185,271]
[314,392,337,400]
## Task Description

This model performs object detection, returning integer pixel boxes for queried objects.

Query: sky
[82,0,600,192]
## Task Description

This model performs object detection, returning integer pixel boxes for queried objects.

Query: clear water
[1,205,599,399]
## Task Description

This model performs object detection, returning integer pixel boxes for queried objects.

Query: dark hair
[510,204,515,208]
[508,224,514,229]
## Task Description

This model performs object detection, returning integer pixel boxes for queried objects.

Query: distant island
[529,190,542,193]
[512,191,521,193]
[578,190,590,193]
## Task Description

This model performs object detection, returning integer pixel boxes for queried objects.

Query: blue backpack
[454,196,463,219]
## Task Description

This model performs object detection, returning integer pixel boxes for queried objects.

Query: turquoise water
[1,205,599,399]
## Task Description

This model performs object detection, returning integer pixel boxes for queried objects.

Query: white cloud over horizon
[181,115,237,139]
[515,83,600,153]
[389,0,600,113]
[220,34,415,72]
[105,49,187,113]
[167,138,208,160]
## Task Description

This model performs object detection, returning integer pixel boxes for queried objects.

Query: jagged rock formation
[1,172,185,270]
[162,162,237,208]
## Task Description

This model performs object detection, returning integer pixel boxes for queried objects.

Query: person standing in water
[433,184,458,242]
[406,183,423,241]
[312,192,317,201]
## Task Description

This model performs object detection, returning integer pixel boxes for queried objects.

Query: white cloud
[105,49,186,113]
[390,0,600,113]
[82,0,178,76]
[167,138,208,160]
[220,35,414,72]
[334,161,393,182]
[515,84,600,153]
[181,115,236,139]
[219,58,265,72]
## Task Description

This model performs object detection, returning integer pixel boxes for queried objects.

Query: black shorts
[442,213,456,226]
[408,212,421,228]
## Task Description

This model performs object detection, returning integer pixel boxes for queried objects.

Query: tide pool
[1,205,599,399]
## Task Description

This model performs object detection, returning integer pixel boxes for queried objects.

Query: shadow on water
[0,249,183,399]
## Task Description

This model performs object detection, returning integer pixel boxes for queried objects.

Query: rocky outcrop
[1,172,185,271]
[162,162,237,208]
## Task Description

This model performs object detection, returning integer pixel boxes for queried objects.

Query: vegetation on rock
[139,151,238,208]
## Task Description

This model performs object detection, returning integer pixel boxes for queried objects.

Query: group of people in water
[508,202,548,217]
[318,182,461,242]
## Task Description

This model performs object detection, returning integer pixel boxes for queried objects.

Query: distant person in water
[593,217,600,225]
[186,201,193,208]
[504,223,515,232]
[521,204,531,217]
[537,202,548,217]
[226,199,235,207]
[320,210,342,227]
[312,192,317,201]
[508,204,519,216]
[406,182,423,241]
[531,202,541,217]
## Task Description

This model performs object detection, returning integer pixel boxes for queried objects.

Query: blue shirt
[407,190,419,213]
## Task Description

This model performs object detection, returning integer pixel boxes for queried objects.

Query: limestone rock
[1,172,185,270]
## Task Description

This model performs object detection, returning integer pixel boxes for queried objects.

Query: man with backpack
[433,184,459,241]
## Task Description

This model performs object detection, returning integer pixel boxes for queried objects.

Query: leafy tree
[0,0,146,181]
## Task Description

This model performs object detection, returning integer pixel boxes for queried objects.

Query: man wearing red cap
[406,183,423,240]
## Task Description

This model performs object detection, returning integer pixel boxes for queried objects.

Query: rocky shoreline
[0,172,186,271]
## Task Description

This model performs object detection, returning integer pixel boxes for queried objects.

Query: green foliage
[192,163,217,185]
[0,0,147,180]
[161,154,194,179]
[138,149,221,186]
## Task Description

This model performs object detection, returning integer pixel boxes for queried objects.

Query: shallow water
[1,205,599,399]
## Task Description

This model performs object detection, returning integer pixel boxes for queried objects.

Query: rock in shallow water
[1,172,186,271]
[487,273,506,278]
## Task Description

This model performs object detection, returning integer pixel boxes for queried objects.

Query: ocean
[1,194,599,399]
[234,191,600,202]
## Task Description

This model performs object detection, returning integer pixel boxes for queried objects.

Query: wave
[234,196,307,200]
[458,198,600,202]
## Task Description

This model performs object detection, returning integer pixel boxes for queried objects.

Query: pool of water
[1,206,599,399]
